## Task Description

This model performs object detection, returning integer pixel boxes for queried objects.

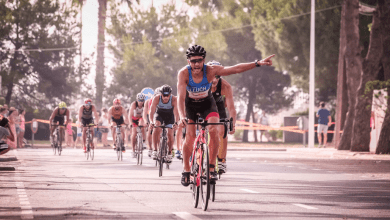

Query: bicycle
[113,124,126,161]
[51,124,64,156]
[135,125,144,165]
[83,124,95,161]
[151,123,172,177]
[187,117,229,211]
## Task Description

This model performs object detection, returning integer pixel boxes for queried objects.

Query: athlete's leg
[152,120,162,151]
[207,116,220,172]
[183,122,196,172]
[167,128,174,153]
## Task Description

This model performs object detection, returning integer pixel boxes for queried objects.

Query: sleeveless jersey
[186,65,212,100]
[133,101,144,118]
[82,106,93,119]
[112,106,123,119]
[212,78,224,103]
[156,95,173,114]
[57,108,67,118]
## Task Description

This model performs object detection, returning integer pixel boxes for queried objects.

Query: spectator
[0,107,7,117]
[17,109,26,148]
[95,110,102,143]
[0,114,15,155]
[7,107,17,149]
[316,102,332,148]
[74,119,82,148]
[259,111,271,142]
[100,108,110,147]
[3,104,9,117]
[66,119,74,147]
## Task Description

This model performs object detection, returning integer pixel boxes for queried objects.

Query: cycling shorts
[112,116,124,125]
[132,116,142,127]
[185,96,219,122]
[81,117,94,127]
[53,116,65,126]
[154,111,174,129]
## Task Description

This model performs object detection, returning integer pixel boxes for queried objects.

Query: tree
[250,0,341,102]
[337,0,362,150]
[0,0,83,109]
[350,0,387,151]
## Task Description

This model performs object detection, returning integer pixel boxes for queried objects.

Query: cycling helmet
[154,87,161,95]
[161,84,172,96]
[113,98,121,105]
[186,45,206,59]
[84,98,92,105]
[137,93,145,102]
[58,102,67,108]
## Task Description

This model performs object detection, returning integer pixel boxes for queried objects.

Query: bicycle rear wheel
[117,137,123,161]
[200,143,210,211]
[211,182,215,202]
[191,149,200,208]
[137,134,142,165]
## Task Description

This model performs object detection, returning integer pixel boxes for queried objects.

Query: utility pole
[308,0,315,148]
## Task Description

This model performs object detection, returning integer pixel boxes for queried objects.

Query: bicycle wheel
[87,144,90,160]
[58,145,62,156]
[158,140,165,177]
[137,135,141,165]
[191,149,199,208]
[117,137,122,161]
[139,135,143,165]
[200,143,210,211]
[211,182,215,202]
[91,146,94,160]
[58,129,63,156]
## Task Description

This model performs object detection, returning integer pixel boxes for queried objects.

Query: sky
[81,0,190,86]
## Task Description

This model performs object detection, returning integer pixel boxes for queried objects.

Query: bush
[233,129,243,140]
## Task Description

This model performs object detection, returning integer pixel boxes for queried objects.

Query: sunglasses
[189,58,204,64]
[162,94,170,97]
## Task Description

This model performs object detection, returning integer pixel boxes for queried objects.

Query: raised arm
[177,68,188,125]
[211,54,275,78]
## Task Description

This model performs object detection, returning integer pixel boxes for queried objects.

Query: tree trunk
[96,0,107,109]
[334,0,348,147]
[351,1,384,151]
[376,0,390,154]
[242,76,255,142]
[338,0,362,150]
[252,111,258,143]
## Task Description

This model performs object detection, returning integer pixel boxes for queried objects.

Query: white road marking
[240,189,259,194]
[293,203,318,210]
[173,212,202,220]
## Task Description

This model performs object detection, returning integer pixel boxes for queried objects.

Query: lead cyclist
[177,45,275,186]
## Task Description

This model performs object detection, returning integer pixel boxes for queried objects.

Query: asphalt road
[1,148,390,220]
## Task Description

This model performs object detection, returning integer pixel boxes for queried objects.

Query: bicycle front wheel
[200,143,210,211]
[117,138,123,161]
[191,149,200,208]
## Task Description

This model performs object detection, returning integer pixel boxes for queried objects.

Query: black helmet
[161,84,172,96]
[186,45,206,59]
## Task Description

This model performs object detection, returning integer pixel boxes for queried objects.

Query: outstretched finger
[266,54,276,60]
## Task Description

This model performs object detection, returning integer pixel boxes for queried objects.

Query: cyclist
[177,45,275,186]
[49,102,71,148]
[149,85,179,163]
[108,98,129,152]
[78,98,99,153]
[143,87,161,157]
[129,93,146,157]
[208,60,237,174]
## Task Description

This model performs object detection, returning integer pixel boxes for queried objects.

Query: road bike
[51,124,64,156]
[188,117,229,211]
[83,124,95,160]
[114,124,126,161]
[152,123,171,177]
[135,125,144,165]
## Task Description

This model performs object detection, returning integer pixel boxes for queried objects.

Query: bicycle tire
[87,144,90,160]
[91,146,94,160]
[139,135,143,165]
[158,139,165,177]
[117,135,123,161]
[200,143,210,211]
[211,183,215,202]
[137,134,142,165]
[59,145,62,156]
[191,149,199,208]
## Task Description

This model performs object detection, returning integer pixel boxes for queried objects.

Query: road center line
[240,189,259,193]
[173,212,202,220]
[293,203,318,210]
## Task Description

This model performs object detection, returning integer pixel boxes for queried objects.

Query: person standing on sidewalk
[316,102,332,148]
[259,111,271,142]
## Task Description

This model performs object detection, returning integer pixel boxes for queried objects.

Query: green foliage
[269,129,283,140]
[292,108,309,116]
[233,129,243,140]
[251,0,341,101]
[0,0,85,110]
